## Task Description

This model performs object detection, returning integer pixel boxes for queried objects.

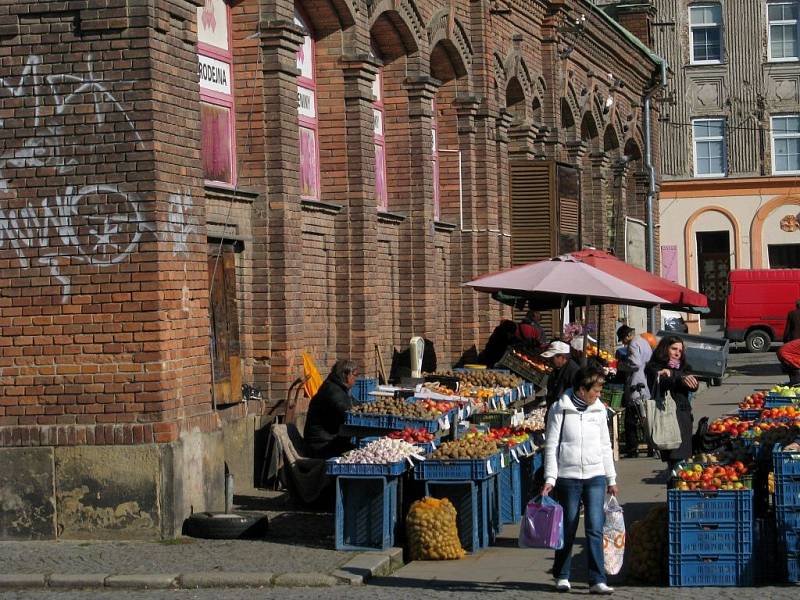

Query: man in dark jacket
[784,300,800,343]
[303,360,358,459]
[542,340,581,408]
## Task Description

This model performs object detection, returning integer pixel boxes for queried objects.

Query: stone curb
[0,548,405,590]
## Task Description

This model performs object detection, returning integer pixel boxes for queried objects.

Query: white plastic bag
[603,495,625,575]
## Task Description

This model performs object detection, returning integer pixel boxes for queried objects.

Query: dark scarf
[570,390,588,412]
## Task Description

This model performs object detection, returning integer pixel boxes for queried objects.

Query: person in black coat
[542,340,581,409]
[303,360,358,459]
[784,300,800,343]
[645,335,699,470]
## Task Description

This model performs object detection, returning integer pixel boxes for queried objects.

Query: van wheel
[745,330,770,353]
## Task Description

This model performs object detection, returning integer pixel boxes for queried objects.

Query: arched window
[197,0,236,185]
[372,47,388,210]
[432,98,440,220]
[295,7,320,200]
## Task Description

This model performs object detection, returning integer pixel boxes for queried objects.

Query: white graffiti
[166,191,197,255]
[0,54,196,300]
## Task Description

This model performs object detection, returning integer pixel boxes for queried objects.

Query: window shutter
[208,248,243,404]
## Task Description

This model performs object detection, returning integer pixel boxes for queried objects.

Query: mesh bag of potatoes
[626,504,668,584]
[406,497,466,560]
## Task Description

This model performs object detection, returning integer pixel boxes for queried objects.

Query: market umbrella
[465,256,669,360]
[465,255,668,309]
[569,249,709,312]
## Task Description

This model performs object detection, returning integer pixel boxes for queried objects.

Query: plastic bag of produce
[602,495,625,575]
[518,495,564,550]
[406,497,465,560]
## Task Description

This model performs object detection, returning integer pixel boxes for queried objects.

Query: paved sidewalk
[0,491,400,590]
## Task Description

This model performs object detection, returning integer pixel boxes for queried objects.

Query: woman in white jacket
[541,367,618,595]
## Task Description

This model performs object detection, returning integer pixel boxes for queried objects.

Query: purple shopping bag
[518,495,564,550]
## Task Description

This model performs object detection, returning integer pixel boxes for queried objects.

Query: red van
[724,269,800,352]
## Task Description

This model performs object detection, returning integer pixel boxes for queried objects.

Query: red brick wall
[0,0,662,447]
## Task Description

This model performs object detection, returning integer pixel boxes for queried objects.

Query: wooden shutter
[510,161,556,265]
[208,247,242,404]
[556,164,581,254]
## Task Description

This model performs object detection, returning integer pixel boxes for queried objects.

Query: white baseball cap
[540,340,572,358]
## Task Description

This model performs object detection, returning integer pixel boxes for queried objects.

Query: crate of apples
[388,427,434,444]
[673,461,750,491]
[739,391,766,410]
[486,427,529,447]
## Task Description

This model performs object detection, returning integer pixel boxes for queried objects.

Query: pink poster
[299,126,319,199]
[661,245,678,282]
[375,143,387,209]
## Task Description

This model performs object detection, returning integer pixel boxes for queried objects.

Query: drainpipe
[644,59,668,332]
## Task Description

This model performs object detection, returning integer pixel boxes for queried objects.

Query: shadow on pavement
[727,362,784,377]
[369,576,559,593]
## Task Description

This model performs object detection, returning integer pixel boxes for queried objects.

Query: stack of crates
[773,443,800,582]
[667,488,754,586]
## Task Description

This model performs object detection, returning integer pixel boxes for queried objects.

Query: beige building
[647,0,800,324]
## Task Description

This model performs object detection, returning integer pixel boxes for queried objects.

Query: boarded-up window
[208,246,242,404]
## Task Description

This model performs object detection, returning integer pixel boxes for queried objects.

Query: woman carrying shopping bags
[541,366,618,595]
[645,335,699,472]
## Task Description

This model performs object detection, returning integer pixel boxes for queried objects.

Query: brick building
[0,0,661,539]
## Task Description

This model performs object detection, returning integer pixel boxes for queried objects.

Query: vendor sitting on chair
[303,359,359,459]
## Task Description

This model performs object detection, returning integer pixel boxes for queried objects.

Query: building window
[772,115,800,173]
[197,0,236,185]
[768,2,799,61]
[372,50,388,210]
[689,4,723,64]
[769,244,800,268]
[295,7,320,200]
[693,118,726,177]
[432,98,440,221]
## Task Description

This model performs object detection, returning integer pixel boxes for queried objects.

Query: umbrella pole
[559,296,567,341]
[597,305,602,351]
[582,296,590,367]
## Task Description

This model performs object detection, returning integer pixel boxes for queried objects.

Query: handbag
[644,378,682,450]
[602,495,625,575]
[518,495,564,550]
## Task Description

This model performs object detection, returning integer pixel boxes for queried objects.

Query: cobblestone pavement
[0,495,349,575]
[0,584,799,600]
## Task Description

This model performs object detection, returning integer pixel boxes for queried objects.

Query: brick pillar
[474,105,502,340]
[259,20,305,400]
[566,140,589,248]
[496,109,514,301]
[611,162,630,258]
[508,122,540,160]
[452,96,481,362]
[589,151,611,251]
[342,56,381,374]
[402,77,438,343]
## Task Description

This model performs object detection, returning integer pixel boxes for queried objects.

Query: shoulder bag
[644,377,682,450]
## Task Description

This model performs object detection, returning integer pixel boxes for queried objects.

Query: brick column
[566,140,589,248]
[259,20,305,400]
[342,56,381,373]
[401,77,438,342]
[508,121,540,160]
[473,105,502,340]
[495,109,513,291]
[452,96,481,361]
[611,161,631,258]
[589,151,611,250]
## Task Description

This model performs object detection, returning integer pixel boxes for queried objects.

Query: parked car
[661,310,689,333]
[724,269,800,353]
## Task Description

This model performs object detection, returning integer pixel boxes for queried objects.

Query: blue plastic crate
[777,506,800,530]
[775,476,800,508]
[335,476,398,551]
[424,479,491,553]
[764,394,798,407]
[326,459,407,477]
[738,408,762,421]
[351,377,379,404]
[782,528,800,554]
[787,553,800,583]
[345,412,391,429]
[414,452,503,480]
[667,489,753,526]
[668,522,752,556]
[487,472,499,539]
[668,555,753,587]
[498,460,522,525]
[774,444,800,478]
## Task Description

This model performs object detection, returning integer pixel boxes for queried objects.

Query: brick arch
[684,206,741,289]
[580,111,600,149]
[296,0,356,35]
[426,9,472,80]
[750,194,800,267]
[368,0,425,57]
[560,81,580,139]
[603,124,620,153]
[493,52,507,90]
[503,51,532,102]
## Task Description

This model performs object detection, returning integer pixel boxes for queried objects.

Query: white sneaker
[589,582,614,594]
[555,579,571,592]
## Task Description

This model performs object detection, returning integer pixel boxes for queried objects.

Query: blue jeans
[553,476,607,585]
